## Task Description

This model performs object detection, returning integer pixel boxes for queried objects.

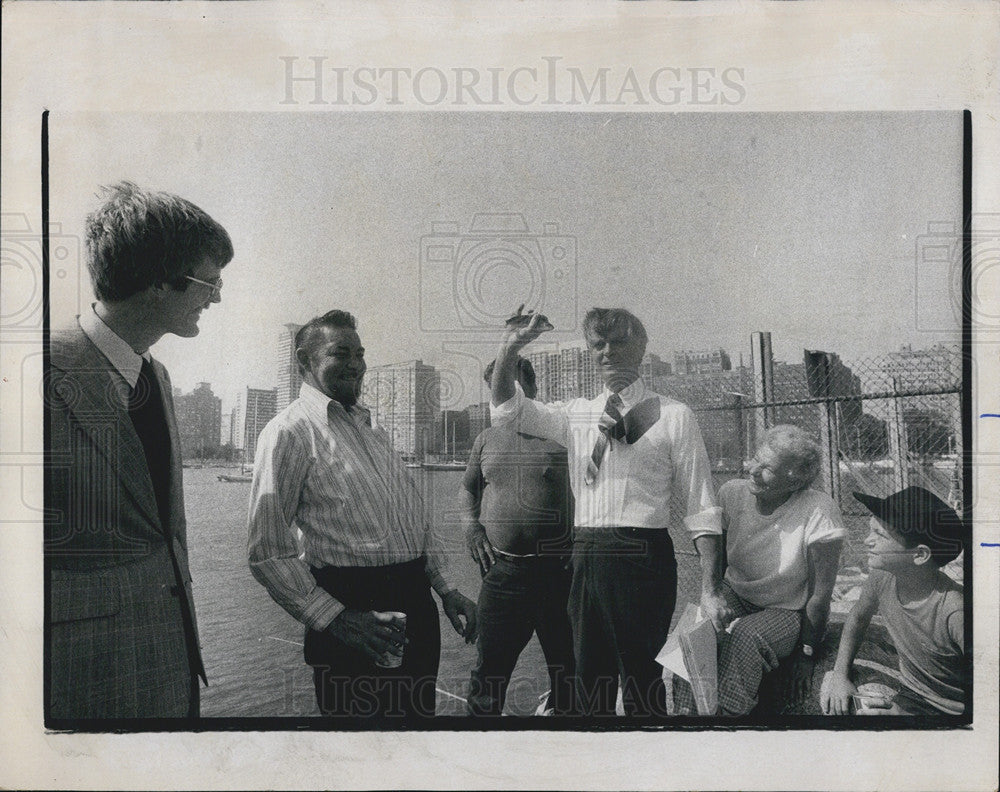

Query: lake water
[185,466,557,717]
[184,466,877,718]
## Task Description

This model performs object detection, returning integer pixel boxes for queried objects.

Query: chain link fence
[658,342,964,605]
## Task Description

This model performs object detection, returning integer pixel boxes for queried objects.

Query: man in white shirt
[248,309,478,720]
[46,181,233,720]
[490,307,728,717]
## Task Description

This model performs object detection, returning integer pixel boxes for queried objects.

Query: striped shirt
[490,378,722,537]
[248,381,456,631]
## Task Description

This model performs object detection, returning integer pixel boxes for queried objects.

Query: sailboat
[422,411,466,471]
[218,451,253,483]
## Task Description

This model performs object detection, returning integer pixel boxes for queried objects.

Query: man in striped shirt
[248,309,477,720]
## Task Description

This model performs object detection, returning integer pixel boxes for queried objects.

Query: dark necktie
[128,357,172,530]
[129,358,205,685]
[585,392,625,485]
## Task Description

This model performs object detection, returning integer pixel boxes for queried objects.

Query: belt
[493,547,569,560]
[493,547,542,559]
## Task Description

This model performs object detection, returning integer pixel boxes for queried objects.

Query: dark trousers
[306,558,440,721]
[466,554,576,716]
[569,527,677,717]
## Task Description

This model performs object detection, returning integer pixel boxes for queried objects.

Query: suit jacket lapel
[50,326,163,532]
[153,358,186,542]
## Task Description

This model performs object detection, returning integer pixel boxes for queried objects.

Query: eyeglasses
[185,274,223,298]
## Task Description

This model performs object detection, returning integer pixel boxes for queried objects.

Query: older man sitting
[673,424,845,716]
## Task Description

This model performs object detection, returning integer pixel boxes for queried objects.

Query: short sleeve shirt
[868,567,966,714]
[722,478,846,611]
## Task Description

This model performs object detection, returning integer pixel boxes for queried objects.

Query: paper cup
[375,611,407,668]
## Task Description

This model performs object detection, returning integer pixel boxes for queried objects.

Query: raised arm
[490,307,550,406]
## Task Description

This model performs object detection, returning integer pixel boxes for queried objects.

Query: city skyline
[48,112,964,414]
[223,326,960,417]
[213,327,959,460]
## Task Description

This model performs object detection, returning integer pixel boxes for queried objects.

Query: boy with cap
[821,486,968,715]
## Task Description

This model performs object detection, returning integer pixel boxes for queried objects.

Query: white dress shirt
[490,378,722,538]
[79,305,145,393]
[248,381,457,632]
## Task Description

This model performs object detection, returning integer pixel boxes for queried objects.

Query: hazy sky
[48,111,963,413]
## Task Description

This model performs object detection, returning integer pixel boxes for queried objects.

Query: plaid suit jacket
[45,323,206,720]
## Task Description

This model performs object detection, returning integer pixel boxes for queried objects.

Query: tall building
[880,344,960,391]
[276,323,303,412]
[244,387,278,463]
[229,402,242,449]
[465,401,491,440]
[175,382,222,461]
[220,411,232,448]
[361,360,440,458]
[652,353,863,465]
[673,348,732,374]
[525,349,557,401]
[639,353,671,388]
[527,343,600,402]
[878,344,961,456]
[654,367,754,463]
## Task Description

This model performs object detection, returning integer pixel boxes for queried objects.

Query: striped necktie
[585,392,625,485]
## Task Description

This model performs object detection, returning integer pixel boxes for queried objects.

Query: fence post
[733,393,747,463]
[888,376,910,490]
[751,332,774,448]
[804,350,842,502]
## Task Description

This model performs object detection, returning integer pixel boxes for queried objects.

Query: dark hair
[854,487,966,567]
[85,181,233,302]
[295,310,359,373]
[483,356,535,386]
[582,307,648,348]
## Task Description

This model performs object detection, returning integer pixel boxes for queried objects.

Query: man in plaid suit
[45,182,233,720]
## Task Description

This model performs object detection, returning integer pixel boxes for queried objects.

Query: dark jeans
[569,527,677,717]
[466,554,576,716]
[306,558,440,721]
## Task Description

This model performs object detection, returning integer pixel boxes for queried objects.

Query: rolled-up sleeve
[247,422,345,632]
[670,405,723,539]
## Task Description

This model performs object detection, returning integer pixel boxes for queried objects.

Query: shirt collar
[602,376,650,412]
[79,304,145,388]
[299,380,370,426]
